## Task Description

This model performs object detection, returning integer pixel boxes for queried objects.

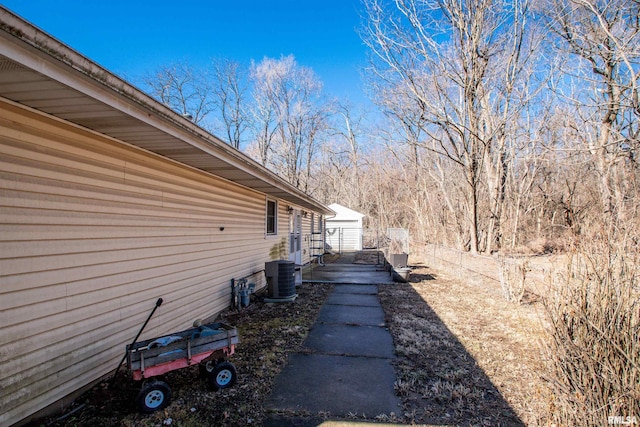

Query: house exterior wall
[0,100,308,425]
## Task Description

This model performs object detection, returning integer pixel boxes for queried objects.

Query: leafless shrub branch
[499,258,529,304]
[542,238,640,425]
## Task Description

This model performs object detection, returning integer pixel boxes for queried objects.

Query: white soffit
[0,7,332,215]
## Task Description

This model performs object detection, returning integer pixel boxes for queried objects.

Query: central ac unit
[265,260,296,302]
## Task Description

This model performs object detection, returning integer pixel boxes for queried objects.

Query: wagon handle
[109,298,163,387]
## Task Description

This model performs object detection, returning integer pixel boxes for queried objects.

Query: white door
[289,209,302,285]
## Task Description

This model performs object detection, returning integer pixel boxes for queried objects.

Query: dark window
[266,199,277,235]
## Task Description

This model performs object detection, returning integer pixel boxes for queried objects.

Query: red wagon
[126,322,239,413]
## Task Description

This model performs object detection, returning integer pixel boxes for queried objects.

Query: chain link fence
[325,227,410,257]
[413,243,553,303]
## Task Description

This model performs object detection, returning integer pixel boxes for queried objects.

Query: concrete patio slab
[304,264,395,285]
[319,263,387,271]
[264,353,401,417]
[332,284,378,294]
[316,304,385,326]
[266,256,400,424]
[304,323,395,358]
[264,418,406,427]
[325,292,380,307]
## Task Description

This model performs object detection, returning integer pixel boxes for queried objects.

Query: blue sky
[1,0,370,104]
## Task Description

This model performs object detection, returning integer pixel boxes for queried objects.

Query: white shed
[325,203,365,251]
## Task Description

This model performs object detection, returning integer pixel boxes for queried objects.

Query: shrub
[543,239,639,425]
[499,258,529,303]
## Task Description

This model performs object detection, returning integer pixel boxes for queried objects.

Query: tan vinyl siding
[0,100,293,424]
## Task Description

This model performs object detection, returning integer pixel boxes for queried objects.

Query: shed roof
[0,7,332,215]
[327,203,365,221]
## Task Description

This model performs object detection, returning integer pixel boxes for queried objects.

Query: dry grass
[37,262,551,426]
[379,259,550,426]
[39,282,332,427]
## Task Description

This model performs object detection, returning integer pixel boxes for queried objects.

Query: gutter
[0,6,333,216]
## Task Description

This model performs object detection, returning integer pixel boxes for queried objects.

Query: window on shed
[266,199,277,235]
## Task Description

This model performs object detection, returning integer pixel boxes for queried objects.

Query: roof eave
[0,7,332,215]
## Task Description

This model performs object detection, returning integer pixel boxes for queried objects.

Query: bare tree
[542,0,640,227]
[249,55,328,190]
[310,138,353,204]
[328,101,369,201]
[210,59,250,150]
[249,68,278,165]
[362,0,540,253]
[143,62,215,127]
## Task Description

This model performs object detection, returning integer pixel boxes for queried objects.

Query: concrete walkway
[264,260,401,425]
[304,260,395,285]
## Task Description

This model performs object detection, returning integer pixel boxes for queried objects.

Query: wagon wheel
[136,380,171,413]
[198,359,216,378]
[207,361,237,391]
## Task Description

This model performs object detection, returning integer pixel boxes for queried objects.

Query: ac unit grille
[265,260,296,299]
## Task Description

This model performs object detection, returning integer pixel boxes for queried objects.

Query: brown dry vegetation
[35,250,558,427]
[38,283,332,427]
[379,260,549,426]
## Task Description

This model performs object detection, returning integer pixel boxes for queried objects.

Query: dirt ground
[37,251,550,426]
[379,261,549,426]
[37,283,333,427]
